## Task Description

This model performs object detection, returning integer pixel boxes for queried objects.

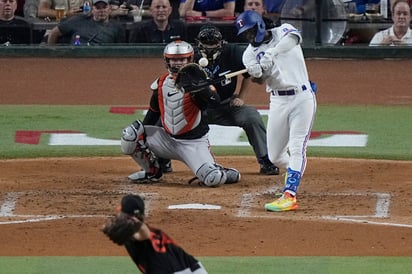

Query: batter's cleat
[128,169,163,184]
[264,192,298,212]
[224,168,241,184]
[260,163,280,175]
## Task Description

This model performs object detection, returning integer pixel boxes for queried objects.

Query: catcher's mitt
[175,63,209,93]
[102,212,143,245]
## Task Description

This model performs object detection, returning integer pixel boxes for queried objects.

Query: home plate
[168,204,221,210]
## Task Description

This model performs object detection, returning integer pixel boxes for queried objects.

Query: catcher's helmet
[163,40,194,74]
[236,10,266,45]
[195,25,225,66]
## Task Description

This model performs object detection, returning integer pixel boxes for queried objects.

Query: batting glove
[247,64,263,78]
[260,49,277,71]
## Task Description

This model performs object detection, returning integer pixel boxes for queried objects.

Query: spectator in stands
[369,0,412,45]
[129,0,187,43]
[48,0,126,44]
[23,0,39,18]
[0,0,31,44]
[179,0,235,18]
[38,0,85,20]
[110,0,150,19]
[353,0,380,14]
[16,0,23,15]
[243,0,279,28]
[264,0,284,14]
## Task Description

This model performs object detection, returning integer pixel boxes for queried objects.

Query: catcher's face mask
[167,57,190,74]
[163,40,194,75]
[196,25,224,66]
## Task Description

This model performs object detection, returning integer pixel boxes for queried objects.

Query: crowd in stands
[1,0,411,46]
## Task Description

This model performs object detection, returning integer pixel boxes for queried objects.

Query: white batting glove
[259,48,277,71]
[247,64,263,78]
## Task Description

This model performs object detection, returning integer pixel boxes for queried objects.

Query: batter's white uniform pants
[267,88,317,174]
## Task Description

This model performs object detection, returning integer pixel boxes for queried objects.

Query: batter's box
[0,190,156,218]
[237,191,391,221]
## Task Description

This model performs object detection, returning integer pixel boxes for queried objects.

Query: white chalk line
[236,189,412,229]
[1,190,410,228]
[0,190,158,225]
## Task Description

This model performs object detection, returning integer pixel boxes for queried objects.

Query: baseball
[198,57,208,67]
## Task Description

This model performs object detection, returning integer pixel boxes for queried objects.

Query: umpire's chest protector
[158,75,202,136]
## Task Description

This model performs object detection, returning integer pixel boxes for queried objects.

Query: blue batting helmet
[235,10,266,44]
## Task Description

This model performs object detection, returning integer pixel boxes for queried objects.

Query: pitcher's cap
[93,0,109,5]
[120,194,145,216]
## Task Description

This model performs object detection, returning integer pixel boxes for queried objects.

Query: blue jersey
[180,0,235,11]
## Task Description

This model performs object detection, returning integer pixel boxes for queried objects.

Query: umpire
[194,25,279,175]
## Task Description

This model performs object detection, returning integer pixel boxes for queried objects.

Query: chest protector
[158,75,202,136]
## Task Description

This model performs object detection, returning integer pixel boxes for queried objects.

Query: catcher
[120,40,240,186]
[102,194,208,274]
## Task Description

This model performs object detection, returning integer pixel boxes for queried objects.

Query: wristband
[201,10,206,16]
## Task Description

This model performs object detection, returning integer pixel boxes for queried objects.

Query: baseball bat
[221,68,248,80]
[193,68,248,88]
[176,65,248,93]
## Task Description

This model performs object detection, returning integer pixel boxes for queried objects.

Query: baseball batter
[236,10,317,211]
[102,194,208,273]
[120,40,240,187]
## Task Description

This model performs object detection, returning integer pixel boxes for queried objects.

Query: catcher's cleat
[128,169,163,184]
[160,160,173,173]
[260,163,280,175]
[264,192,298,212]
[224,168,241,184]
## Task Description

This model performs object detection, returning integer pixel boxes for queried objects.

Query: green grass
[310,105,412,160]
[0,105,411,160]
[1,105,411,273]
[0,257,411,274]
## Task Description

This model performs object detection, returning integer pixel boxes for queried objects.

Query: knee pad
[196,163,227,187]
[121,120,145,155]
[121,121,160,174]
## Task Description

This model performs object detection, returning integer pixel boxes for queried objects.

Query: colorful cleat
[264,192,298,212]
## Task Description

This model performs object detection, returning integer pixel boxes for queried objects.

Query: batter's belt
[270,84,309,96]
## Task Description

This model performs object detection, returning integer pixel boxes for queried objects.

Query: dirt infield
[0,58,411,257]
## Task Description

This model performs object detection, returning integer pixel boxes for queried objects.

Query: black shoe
[260,163,280,175]
[160,159,173,173]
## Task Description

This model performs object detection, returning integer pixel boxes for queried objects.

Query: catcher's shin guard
[121,120,146,155]
[196,163,241,187]
[196,163,226,187]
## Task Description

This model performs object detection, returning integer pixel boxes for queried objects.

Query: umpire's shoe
[259,156,280,175]
[159,159,173,173]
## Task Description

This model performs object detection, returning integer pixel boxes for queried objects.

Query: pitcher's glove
[175,63,209,93]
[102,212,142,245]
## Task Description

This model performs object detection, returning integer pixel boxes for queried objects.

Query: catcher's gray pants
[144,126,215,175]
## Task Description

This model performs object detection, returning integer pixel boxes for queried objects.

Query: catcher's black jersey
[194,43,249,102]
[124,226,201,274]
